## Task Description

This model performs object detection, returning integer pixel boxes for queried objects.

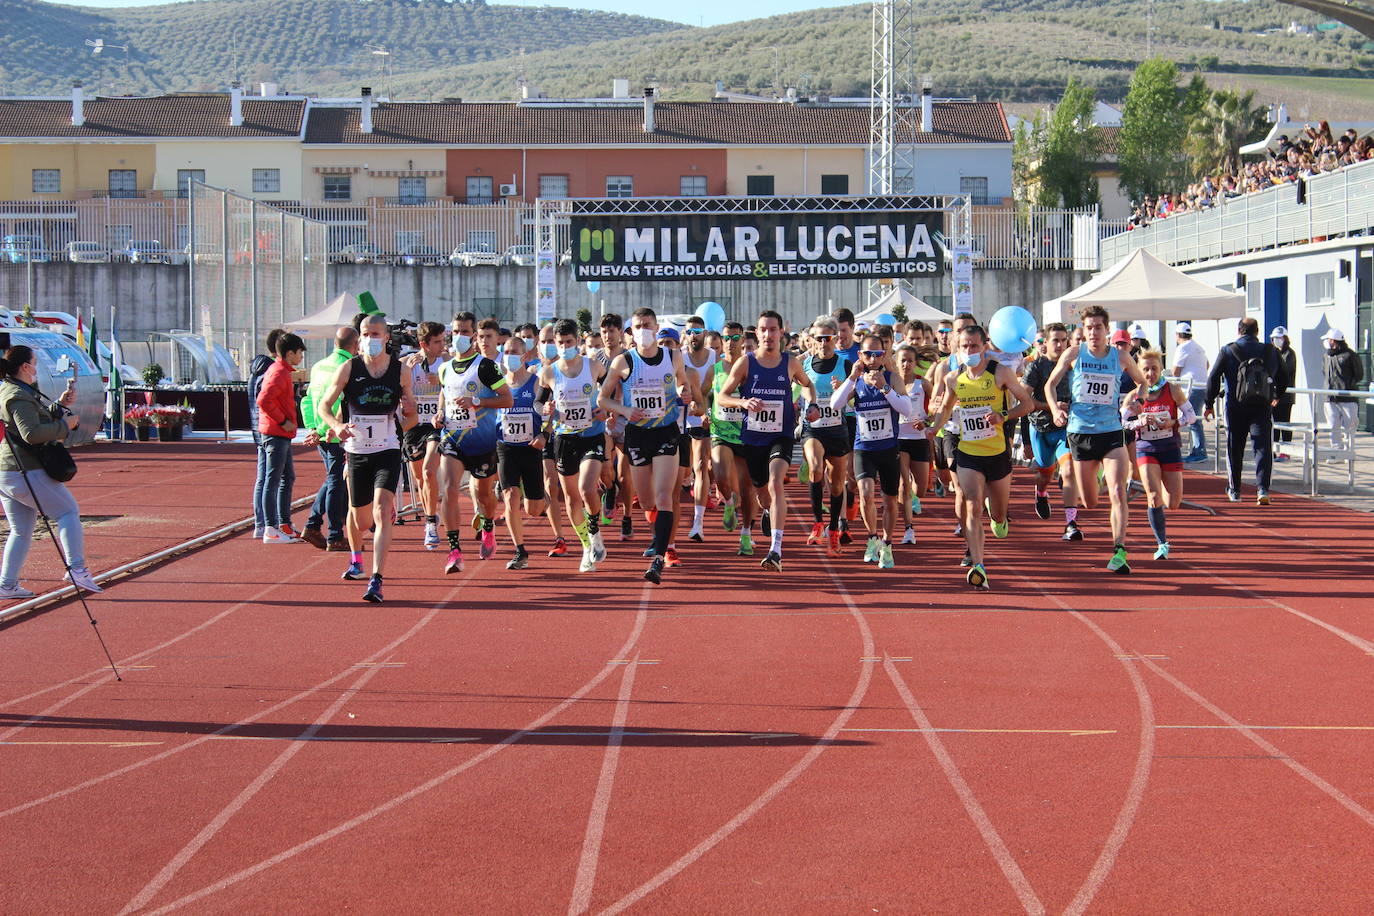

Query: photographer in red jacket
[255,332,307,543]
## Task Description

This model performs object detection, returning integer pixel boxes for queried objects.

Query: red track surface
[2,444,1372,914]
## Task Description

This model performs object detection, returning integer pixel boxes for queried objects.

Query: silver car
[450,243,500,267]
[502,244,536,266]
[66,241,110,263]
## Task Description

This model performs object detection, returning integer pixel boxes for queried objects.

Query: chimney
[360,86,374,134]
[70,81,84,127]
[920,79,933,133]
[259,82,278,98]
[612,78,630,99]
[230,81,243,127]
[714,80,725,97]
[643,86,655,134]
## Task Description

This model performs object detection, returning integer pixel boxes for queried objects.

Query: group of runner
[301,303,1192,601]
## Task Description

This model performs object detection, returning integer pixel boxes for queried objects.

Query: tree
[1184,87,1269,178]
[1117,58,1190,204]
[1035,78,1102,208]
[575,307,593,336]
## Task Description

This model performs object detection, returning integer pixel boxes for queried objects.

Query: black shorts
[935,433,960,471]
[855,447,901,496]
[554,433,606,477]
[677,433,691,468]
[954,448,1012,482]
[802,427,852,458]
[1069,430,1127,463]
[497,441,546,500]
[845,414,857,442]
[542,434,556,462]
[712,438,747,459]
[347,449,402,508]
[685,425,710,441]
[624,424,680,468]
[897,438,931,463]
[743,437,795,488]
[402,424,440,462]
[1122,427,1138,446]
[440,442,497,479]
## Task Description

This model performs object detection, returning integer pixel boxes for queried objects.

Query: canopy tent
[285,292,361,340]
[854,287,952,326]
[1043,248,1245,324]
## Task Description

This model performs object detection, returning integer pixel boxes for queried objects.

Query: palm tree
[1185,88,1269,179]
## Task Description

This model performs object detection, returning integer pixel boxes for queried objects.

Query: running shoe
[600,515,614,528]
[738,531,755,556]
[471,514,483,533]
[645,508,658,527]
[479,527,496,560]
[341,561,365,580]
[548,537,568,557]
[620,517,634,541]
[643,555,665,584]
[760,550,783,572]
[966,564,989,590]
[878,542,895,569]
[506,550,529,570]
[910,495,922,516]
[1153,542,1170,560]
[952,522,963,538]
[1256,490,1271,506]
[688,529,705,543]
[444,548,464,575]
[1034,492,1050,520]
[826,530,842,558]
[1107,547,1131,575]
[362,575,384,603]
[262,526,298,544]
[300,526,328,550]
[799,461,810,484]
[1062,521,1083,541]
[990,516,1010,539]
[0,584,35,599]
[579,546,596,573]
[722,502,737,531]
[423,523,441,551]
[901,526,916,545]
[1273,452,1290,463]
[932,480,946,498]
[1226,489,1240,503]
[863,536,880,563]
[278,523,302,540]
[806,521,825,545]
[845,498,858,523]
[838,518,852,546]
[665,547,682,568]
[960,551,973,567]
[761,510,772,537]
[590,530,607,563]
[65,567,104,593]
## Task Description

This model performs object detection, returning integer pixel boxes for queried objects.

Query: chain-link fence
[189,181,328,373]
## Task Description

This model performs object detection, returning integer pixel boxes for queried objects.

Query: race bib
[559,395,592,432]
[1080,372,1115,406]
[630,384,666,420]
[717,403,746,424]
[959,406,998,442]
[503,412,534,443]
[1140,407,1173,441]
[346,413,396,454]
[857,408,892,443]
[444,397,476,431]
[415,397,440,422]
[747,400,785,434]
[811,403,844,428]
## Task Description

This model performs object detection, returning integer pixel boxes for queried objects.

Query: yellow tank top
[954,366,1007,457]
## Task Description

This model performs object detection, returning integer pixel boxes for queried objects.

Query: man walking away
[1205,317,1288,505]
[1321,328,1363,453]
[1171,322,1210,462]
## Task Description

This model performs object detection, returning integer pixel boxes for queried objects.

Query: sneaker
[300,526,328,550]
[471,514,484,534]
[423,523,441,551]
[838,518,852,546]
[878,542,895,569]
[590,530,607,563]
[643,555,665,584]
[620,517,634,541]
[1256,490,1271,506]
[863,536,880,563]
[722,502,737,531]
[362,575,384,604]
[253,527,265,540]
[1062,521,1083,541]
[326,539,347,552]
[845,499,858,523]
[952,523,963,538]
[761,510,772,537]
[579,546,596,573]
[1183,453,1208,464]
[479,527,496,560]
[960,551,973,567]
[444,549,464,575]
[901,525,916,545]
[1107,547,1131,575]
[65,567,104,594]
[262,526,297,544]
[1273,452,1290,463]
[506,550,529,570]
[966,564,989,590]
[0,584,35,599]
[799,461,810,484]
[1226,489,1240,503]
[278,523,301,540]
[341,561,364,580]
[760,550,783,572]
[738,531,755,556]
[1034,492,1050,520]
[1153,542,1170,560]
[688,529,705,543]
[990,516,1010,539]
[806,521,825,545]
[645,508,658,527]
[826,530,842,558]
[910,495,922,515]
[665,547,682,568]
[548,537,568,557]
[932,480,946,498]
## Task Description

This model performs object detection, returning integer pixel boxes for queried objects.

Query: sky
[64,0,872,28]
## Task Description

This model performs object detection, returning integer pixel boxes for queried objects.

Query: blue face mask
[503,353,523,371]
[560,345,580,361]
[541,342,559,360]
[362,336,385,359]
[961,351,983,369]
[452,334,472,354]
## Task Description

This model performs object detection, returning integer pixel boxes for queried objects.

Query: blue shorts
[1029,427,1069,469]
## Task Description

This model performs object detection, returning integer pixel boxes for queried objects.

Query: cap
[1270,325,1288,338]
[1128,323,1146,339]
[1110,329,1132,345]
[656,327,681,343]
[1321,328,1345,342]
[1177,321,1193,336]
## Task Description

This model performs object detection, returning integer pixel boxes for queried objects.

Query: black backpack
[1229,343,1274,408]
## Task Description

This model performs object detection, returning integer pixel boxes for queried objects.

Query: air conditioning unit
[499,183,518,197]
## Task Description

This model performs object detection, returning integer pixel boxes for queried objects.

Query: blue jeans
[252,443,268,533]
[306,442,347,540]
[257,435,296,529]
[1187,389,1207,456]
[0,468,87,588]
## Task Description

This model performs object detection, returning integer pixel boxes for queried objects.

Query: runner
[401,321,447,550]
[598,307,704,584]
[536,321,569,557]
[893,343,932,544]
[708,321,757,554]
[831,307,861,540]
[717,310,821,572]
[1122,349,1193,559]
[680,316,718,544]
[495,335,548,570]
[799,316,853,557]
[541,318,609,573]
[318,313,417,603]
[436,313,513,574]
[654,327,689,566]
[926,312,980,539]
[1045,305,1146,574]
[1021,322,1083,538]
[595,313,636,541]
[927,324,1034,590]
[829,333,916,569]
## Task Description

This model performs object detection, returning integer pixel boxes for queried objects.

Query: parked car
[65,241,110,263]
[336,242,387,264]
[3,235,50,263]
[502,244,536,267]
[399,243,446,267]
[118,240,170,264]
[450,243,500,267]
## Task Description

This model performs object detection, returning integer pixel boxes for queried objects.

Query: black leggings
[1272,400,1293,443]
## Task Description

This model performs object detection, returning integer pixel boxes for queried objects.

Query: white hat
[1270,325,1288,338]
[1176,322,1192,336]
[1128,323,1146,338]
[1321,328,1345,342]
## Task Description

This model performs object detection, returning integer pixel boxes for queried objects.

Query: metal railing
[1100,158,1374,266]
[969,205,1101,270]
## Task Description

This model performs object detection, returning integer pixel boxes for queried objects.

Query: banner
[951,243,973,311]
[571,205,942,282]
[535,249,557,323]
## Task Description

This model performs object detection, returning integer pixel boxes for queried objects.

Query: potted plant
[124,405,155,441]
[142,363,165,388]
[151,405,188,441]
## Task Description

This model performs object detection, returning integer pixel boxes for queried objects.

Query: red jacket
[256,358,298,438]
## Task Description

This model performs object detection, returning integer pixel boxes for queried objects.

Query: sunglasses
[683,327,705,335]
[813,334,835,341]
[937,328,952,334]
[860,350,885,358]
[721,334,742,341]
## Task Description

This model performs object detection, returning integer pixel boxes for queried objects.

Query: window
[32,169,60,194]
[322,175,351,201]
[397,176,426,204]
[252,168,281,194]
[177,169,205,199]
[465,176,493,204]
[680,175,707,197]
[820,174,849,195]
[746,175,775,196]
[538,174,569,200]
[108,169,137,198]
[960,176,990,205]
[606,175,633,198]
[1306,271,1334,305]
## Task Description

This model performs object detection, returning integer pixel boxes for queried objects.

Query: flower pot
[135,426,151,441]
[159,424,183,442]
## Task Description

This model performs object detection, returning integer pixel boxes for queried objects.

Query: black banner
[571,205,943,282]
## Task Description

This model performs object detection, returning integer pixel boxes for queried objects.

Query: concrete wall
[0,262,188,341]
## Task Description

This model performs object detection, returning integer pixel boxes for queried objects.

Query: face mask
[362,337,385,358]
[560,346,580,361]
[634,328,656,348]
[961,351,983,369]
[452,334,472,354]
[541,342,559,360]
[503,353,523,371]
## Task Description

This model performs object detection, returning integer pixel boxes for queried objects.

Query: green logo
[579,228,615,263]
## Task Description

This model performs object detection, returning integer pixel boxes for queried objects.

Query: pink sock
[1065,507,1078,523]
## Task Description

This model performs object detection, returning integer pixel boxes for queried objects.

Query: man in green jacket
[297,326,358,549]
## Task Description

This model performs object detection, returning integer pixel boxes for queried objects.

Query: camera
[388,319,419,355]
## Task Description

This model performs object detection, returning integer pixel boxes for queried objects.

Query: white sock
[692,504,706,529]
[771,529,784,554]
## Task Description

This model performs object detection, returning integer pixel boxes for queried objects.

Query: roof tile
[0,96,305,139]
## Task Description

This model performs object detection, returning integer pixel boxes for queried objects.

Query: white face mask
[634,328,656,349]
[362,336,385,359]
[961,350,983,369]
[503,353,523,371]
[452,334,472,354]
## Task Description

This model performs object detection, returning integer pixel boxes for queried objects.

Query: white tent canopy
[286,292,360,340]
[855,287,952,325]
[1043,248,1245,324]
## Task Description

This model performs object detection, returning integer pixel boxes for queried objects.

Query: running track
[2,442,1373,913]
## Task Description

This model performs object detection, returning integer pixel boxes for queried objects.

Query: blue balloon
[695,300,726,333]
[988,305,1039,353]
[585,281,601,293]
[876,313,897,326]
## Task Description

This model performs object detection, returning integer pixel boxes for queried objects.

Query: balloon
[695,300,726,333]
[585,281,601,293]
[876,313,896,326]
[988,305,1039,353]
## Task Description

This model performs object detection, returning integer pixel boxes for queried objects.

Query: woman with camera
[0,345,102,599]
